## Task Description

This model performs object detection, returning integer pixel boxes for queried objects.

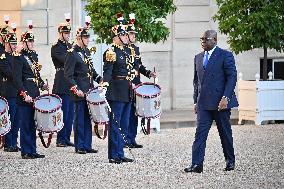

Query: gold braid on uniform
[83,50,95,84]
[124,45,136,81]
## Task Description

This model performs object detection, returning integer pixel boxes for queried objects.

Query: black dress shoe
[131,143,143,148]
[75,149,86,154]
[86,149,98,153]
[32,153,45,158]
[120,157,134,163]
[4,147,18,152]
[14,146,21,151]
[109,158,122,164]
[22,154,36,159]
[66,141,75,147]
[184,164,203,173]
[56,143,67,147]
[224,163,235,171]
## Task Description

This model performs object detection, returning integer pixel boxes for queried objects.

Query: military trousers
[56,94,74,145]
[18,104,37,155]
[73,100,93,151]
[108,100,131,159]
[4,98,19,148]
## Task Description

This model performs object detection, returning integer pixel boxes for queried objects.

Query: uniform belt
[56,67,64,71]
[26,78,35,81]
[113,76,127,80]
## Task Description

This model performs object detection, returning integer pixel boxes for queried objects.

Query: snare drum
[34,94,63,133]
[134,82,162,119]
[0,96,11,136]
[86,87,109,124]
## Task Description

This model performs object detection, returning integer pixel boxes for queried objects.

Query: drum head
[135,84,161,97]
[0,98,6,112]
[34,96,61,111]
[87,88,105,103]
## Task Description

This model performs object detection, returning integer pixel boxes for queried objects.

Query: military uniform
[103,19,138,163]
[0,25,10,96]
[0,33,20,152]
[12,30,45,159]
[52,23,74,147]
[64,27,102,154]
[126,43,152,147]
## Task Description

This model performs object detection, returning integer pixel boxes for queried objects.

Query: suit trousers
[4,98,19,148]
[192,109,235,165]
[73,100,92,151]
[18,104,37,155]
[127,102,138,145]
[56,94,74,144]
[108,101,131,159]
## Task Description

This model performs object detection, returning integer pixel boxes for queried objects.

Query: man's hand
[194,104,197,114]
[24,95,33,103]
[42,84,49,91]
[218,97,228,111]
[76,90,85,97]
[150,71,157,78]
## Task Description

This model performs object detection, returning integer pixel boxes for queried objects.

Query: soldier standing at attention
[125,13,156,148]
[0,16,10,97]
[102,14,138,164]
[12,26,47,159]
[0,31,20,152]
[52,21,74,147]
[64,25,102,154]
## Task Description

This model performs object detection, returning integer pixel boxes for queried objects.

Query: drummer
[12,24,47,159]
[0,30,20,152]
[0,17,10,96]
[101,14,138,164]
[52,21,74,147]
[64,23,102,154]
[125,13,156,148]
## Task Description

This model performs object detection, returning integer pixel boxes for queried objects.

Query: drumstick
[46,79,50,103]
[153,67,156,88]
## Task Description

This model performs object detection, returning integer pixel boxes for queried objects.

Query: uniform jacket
[127,44,151,85]
[12,49,44,105]
[51,39,72,95]
[193,46,238,110]
[64,44,102,101]
[0,43,4,96]
[103,44,139,102]
[0,51,17,98]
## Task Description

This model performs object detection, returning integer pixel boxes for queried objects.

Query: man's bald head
[200,30,217,51]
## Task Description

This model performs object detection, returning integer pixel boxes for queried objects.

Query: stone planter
[238,73,284,125]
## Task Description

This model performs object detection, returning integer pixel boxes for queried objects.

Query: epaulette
[0,53,6,59]
[105,48,116,62]
[67,47,74,53]
[52,41,58,46]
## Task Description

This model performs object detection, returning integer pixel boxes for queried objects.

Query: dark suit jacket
[193,46,238,110]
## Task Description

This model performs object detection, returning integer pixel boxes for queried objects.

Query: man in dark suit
[52,22,74,147]
[184,30,238,173]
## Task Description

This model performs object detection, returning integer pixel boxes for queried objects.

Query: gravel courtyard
[0,124,284,189]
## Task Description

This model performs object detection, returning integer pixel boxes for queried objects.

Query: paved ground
[0,124,284,189]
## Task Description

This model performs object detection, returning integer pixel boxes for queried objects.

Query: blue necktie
[203,51,209,69]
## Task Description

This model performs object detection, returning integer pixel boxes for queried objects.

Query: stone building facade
[1,0,283,110]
